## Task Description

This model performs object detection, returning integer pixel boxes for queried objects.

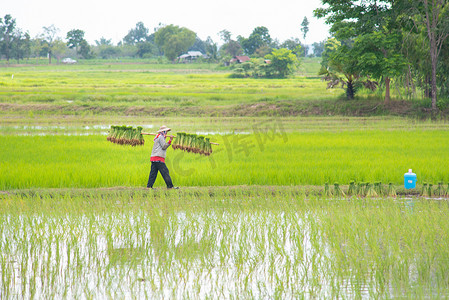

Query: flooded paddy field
[1,188,449,299]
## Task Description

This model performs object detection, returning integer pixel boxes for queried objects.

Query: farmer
[147,125,178,189]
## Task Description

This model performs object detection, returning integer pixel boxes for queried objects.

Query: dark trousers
[147,162,174,188]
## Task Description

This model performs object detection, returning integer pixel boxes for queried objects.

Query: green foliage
[264,48,299,78]
[0,14,17,61]
[238,26,272,55]
[123,22,150,45]
[230,48,298,79]
[219,40,242,57]
[66,29,85,51]
[154,25,196,61]
[301,17,310,40]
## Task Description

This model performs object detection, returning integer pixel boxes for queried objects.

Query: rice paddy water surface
[1,188,448,298]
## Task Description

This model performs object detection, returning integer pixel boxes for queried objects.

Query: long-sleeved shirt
[150,134,171,162]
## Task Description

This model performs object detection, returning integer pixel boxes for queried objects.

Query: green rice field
[1,125,449,189]
[1,61,449,298]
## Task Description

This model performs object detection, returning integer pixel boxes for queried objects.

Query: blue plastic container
[404,169,417,189]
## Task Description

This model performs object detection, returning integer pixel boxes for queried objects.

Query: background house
[230,56,250,64]
[177,51,206,62]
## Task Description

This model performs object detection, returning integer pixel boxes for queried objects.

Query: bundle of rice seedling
[170,133,214,156]
[347,181,356,196]
[333,183,346,197]
[421,183,428,196]
[107,125,145,146]
[204,137,212,156]
[426,184,433,197]
[387,183,396,197]
[324,183,332,196]
[435,182,444,197]
[365,183,378,197]
[357,182,365,196]
[445,183,449,197]
[374,182,383,195]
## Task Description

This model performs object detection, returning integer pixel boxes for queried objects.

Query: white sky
[2,0,330,45]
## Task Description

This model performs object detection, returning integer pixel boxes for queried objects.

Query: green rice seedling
[365,183,378,197]
[324,183,332,196]
[347,181,356,196]
[171,132,181,150]
[435,182,444,197]
[137,126,144,146]
[169,133,213,156]
[357,182,365,196]
[421,183,428,196]
[107,125,145,146]
[374,182,383,195]
[387,183,396,197]
[425,184,433,197]
[197,136,205,155]
[204,137,212,156]
[333,183,346,197]
[446,183,449,198]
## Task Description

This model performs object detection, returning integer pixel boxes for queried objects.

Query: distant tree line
[314,0,449,109]
[0,14,323,65]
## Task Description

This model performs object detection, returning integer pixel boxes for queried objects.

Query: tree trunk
[430,51,438,110]
[384,77,391,104]
[346,80,355,100]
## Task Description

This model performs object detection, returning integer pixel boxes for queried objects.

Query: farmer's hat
[157,125,171,133]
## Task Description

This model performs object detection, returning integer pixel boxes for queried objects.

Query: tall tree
[315,0,406,102]
[124,22,150,45]
[239,26,272,55]
[31,37,44,64]
[41,25,59,64]
[0,14,17,62]
[219,40,242,57]
[52,38,67,63]
[407,0,449,110]
[78,40,94,59]
[154,25,196,61]
[312,41,325,57]
[95,37,112,46]
[280,38,304,57]
[66,29,85,54]
[11,29,31,63]
[218,29,231,44]
[301,17,310,40]
[322,41,362,99]
[205,36,218,61]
